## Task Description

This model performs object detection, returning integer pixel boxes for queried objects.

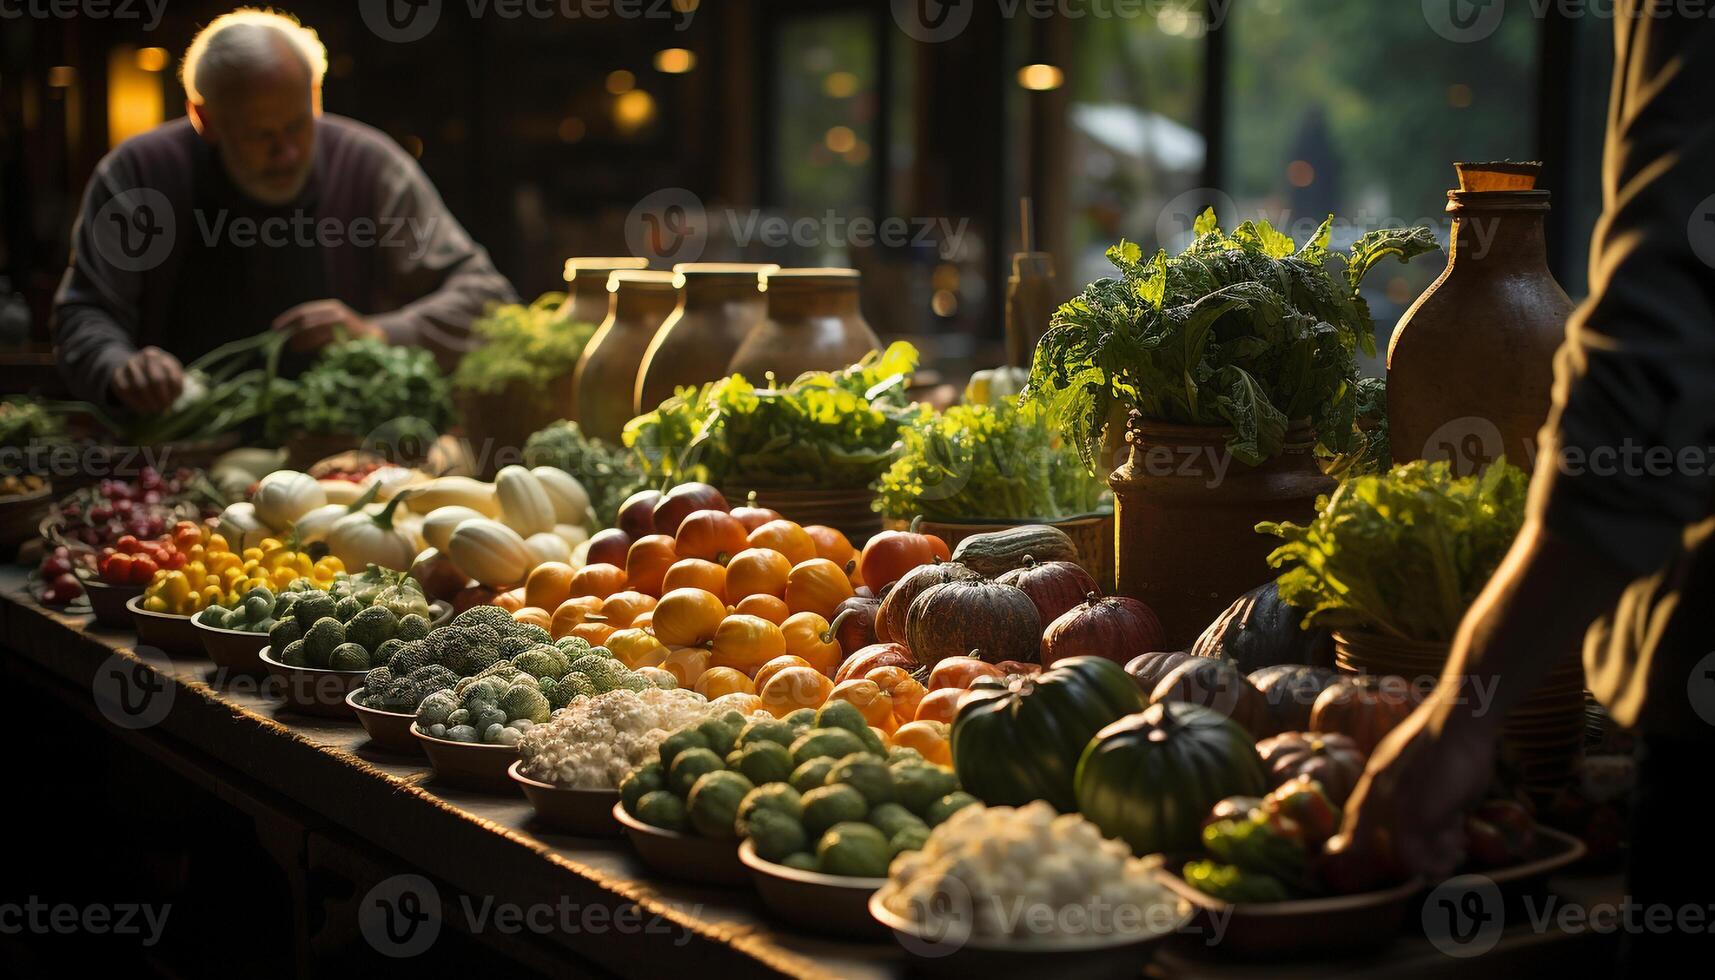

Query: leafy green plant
[874,399,1106,522]
[624,342,926,491]
[269,337,453,442]
[1023,210,1439,469]
[521,420,647,529]
[451,293,595,399]
[1258,459,1528,643]
[1,396,66,449]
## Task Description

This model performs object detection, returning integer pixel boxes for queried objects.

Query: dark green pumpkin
[1074,701,1270,856]
[951,656,1146,812]
[1191,581,1333,673]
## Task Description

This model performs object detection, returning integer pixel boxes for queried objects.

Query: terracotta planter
[1108,421,1331,648]
[917,512,1114,592]
[455,371,578,478]
[633,263,777,415]
[724,485,881,546]
[560,257,649,328]
[573,269,679,444]
[1388,162,1573,474]
[727,268,881,383]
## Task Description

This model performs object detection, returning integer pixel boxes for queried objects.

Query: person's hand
[1323,698,1497,890]
[271,299,380,352]
[110,346,185,415]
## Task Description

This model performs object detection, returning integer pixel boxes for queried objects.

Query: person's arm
[1333,5,1715,884]
[365,146,517,368]
[50,154,185,410]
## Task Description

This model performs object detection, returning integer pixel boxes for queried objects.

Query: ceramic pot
[573,270,679,443]
[560,257,648,328]
[1108,420,1332,648]
[1387,162,1574,474]
[727,268,881,382]
[633,263,777,415]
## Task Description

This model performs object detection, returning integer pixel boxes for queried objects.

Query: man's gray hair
[180,8,328,105]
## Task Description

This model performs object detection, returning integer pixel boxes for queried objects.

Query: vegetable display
[523,420,644,530]
[1259,459,1528,643]
[1023,211,1439,469]
[516,688,739,790]
[268,338,453,443]
[143,533,342,616]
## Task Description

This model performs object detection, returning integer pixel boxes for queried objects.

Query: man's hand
[271,299,380,352]
[110,346,185,414]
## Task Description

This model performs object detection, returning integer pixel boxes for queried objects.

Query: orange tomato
[914,686,966,724]
[827,678,897,733]
[512,606,553,632]
[781,611,842,676]
[652,587,727,646]
[892,720,952,765]
[858,517,950,590]
[523,561,576,610]
[600,590,657,628]
[733,593,790,625]
[753,654,816,693]
[607,628,669,669]
[568,562,627,600]
[758,665,834,718]
[674,509,749,563]
[659,646,712,688]
[493,587,527,612]
[695,666,757,699]
[926,656,1005,690]
[724,548,792,600]
[804,524,855,569]
[785,558,855,618]
[709,614,787,676]
[570,620,616,646]
[661,558,727,601]
[624,534,678,597]
[549,595,603,638]
[866,665,927,724]
[746,519,816,567]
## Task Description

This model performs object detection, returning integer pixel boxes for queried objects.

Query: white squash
[365,465,425,502]
[531,467,591,526]
[317,480,366,507]
[495,465,555,537]
[421,505,488,553]
[553,523,590,550]
[216,501,276,550]
[569,537,592,570]
[447,518,533,587]
[409,476,501,517]
[293,503,352,546]
[525,531,573,566]
[395,513,427,553]
[325,494,419,571]
[252,470,325,530]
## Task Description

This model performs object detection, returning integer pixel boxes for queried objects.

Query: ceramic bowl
[257,646,366,717]
[84,580,145,628]
[612,801,747,886]
[192,609,271,675]
[126,595,202,655]
[508,762,621,836]
[739,839,887,939]
[1156,866,1423,958]
[345,688,424,754]
[411,724,519,792]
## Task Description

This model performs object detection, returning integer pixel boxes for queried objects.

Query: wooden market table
[0,566,1621,979]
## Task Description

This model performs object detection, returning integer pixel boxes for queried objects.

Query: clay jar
[1108,419,1333,649]
[634,263,778,414]
[561,257,648,327]
[727,268,882,383]
[1387,162,1574,474]
[574,270,679,444]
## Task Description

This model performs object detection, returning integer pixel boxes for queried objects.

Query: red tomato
[131,554,159,584]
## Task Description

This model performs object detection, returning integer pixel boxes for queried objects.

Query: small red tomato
[102,553,134,585]
[130,554,159,584]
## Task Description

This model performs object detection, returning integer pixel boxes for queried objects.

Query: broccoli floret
[363,666,396,692]
[555,636,592,656]
[498,635,537,659]
[452,605,515,631]
[396,613,432,642]
[554,673,595,706]
[345,606,399,651]
[580,659,629,694]
[499,684,551,724]
[508,623,552,646]
[379,677,422,711]
[615,672,650,693]
[513,647,568,680]
[568,653,612,676]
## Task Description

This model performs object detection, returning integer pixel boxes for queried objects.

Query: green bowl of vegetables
[192,608,271,676]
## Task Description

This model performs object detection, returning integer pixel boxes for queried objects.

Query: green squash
[950,655,1147,812]
[1074,701,1269,856]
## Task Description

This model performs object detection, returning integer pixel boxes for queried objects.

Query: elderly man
[52,8,515,413]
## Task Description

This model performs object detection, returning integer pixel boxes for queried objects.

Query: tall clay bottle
[1005,253,1057,368]
[1387,162,1574,474]
[574,270,678,444]
[561,257,648,328]
[727,268,881,382]
[634,263,777,414]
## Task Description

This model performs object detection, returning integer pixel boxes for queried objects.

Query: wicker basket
[725,486,883,546]
[915,512,1115,592]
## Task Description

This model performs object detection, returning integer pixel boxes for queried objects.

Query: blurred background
[0,0,1615,393]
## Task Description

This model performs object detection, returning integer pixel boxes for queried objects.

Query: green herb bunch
[1,397,66,449]
[269,337,453,442]
[624,342,926,491]
[1258,459,1528,643]
[874,399,1106,522]
[521,419,647,529]
[451,293,595,399]
[1024,210,1439,469]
